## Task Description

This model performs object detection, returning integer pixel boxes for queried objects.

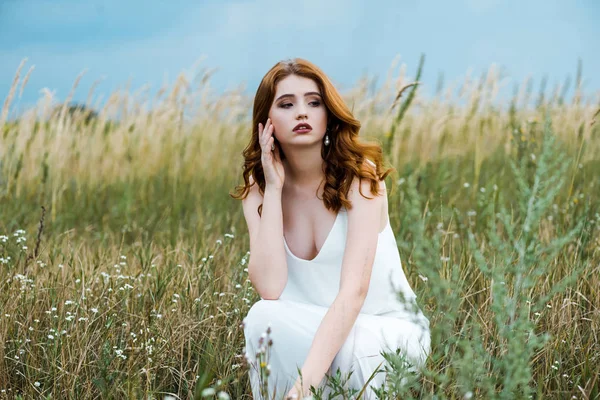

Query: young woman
[231,58,430,399]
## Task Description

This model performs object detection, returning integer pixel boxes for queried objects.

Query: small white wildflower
[34,381,41,387]
[463,182,470,188]
[216,239,222,245]
[418,274,428,282]
[48,335,54,340]
[217,391,230,400]
[91,308,99,314]
[235,284,242,289]
[201,388,216,397]
[224,233,234,239]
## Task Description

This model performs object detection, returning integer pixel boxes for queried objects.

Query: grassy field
[0,58,599,399]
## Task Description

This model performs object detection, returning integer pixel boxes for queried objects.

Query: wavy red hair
[230,58,395,216]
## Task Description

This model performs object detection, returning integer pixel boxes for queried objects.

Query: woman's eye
[279,101,320,109]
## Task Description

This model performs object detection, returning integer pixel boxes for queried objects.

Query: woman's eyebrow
[275,92,322,102]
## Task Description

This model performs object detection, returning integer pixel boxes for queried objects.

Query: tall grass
[0,57,599,399]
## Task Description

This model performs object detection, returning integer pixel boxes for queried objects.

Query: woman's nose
[296,104,308,118]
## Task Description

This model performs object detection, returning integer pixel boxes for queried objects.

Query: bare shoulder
[241,174,263,241]
[243,174,263,204]
[348,158,386,200]
[346,159,387,231]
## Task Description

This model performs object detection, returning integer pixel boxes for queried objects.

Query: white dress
[243,206,430,399]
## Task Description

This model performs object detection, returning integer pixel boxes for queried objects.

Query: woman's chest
[282,200,337,261]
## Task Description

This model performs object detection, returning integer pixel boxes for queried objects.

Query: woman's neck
[282,149,326,191]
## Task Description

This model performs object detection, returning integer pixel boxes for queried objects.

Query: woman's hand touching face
[258,118,285,190]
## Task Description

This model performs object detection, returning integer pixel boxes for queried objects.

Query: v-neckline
[283,210,342,263]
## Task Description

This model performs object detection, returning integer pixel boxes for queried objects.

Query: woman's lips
[293,122,312,132]
[294,128,312,133]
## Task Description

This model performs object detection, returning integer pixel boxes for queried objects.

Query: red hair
[230,58,394,215]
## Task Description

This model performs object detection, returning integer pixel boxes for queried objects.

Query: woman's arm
[242,175,288,300]
[288,175,385,397]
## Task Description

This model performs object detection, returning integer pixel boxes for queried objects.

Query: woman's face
[268,74,328,147]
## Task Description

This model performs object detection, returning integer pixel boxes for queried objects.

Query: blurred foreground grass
[0,58,599,399]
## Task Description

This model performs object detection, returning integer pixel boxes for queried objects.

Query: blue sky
[1,0,598,115]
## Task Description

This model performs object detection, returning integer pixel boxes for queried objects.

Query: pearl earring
[324,129,330,146]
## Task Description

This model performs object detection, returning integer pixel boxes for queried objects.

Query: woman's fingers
[258,119,271,148]
[258,122,264,146]
[259,118,273,152]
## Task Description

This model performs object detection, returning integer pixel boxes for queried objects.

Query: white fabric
[243,206,430,399]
